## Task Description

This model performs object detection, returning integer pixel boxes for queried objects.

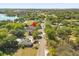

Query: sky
[0,3,79,9]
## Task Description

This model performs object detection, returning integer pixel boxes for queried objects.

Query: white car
[39,42,40,44]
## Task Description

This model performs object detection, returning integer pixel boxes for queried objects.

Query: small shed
[31,21,37,27]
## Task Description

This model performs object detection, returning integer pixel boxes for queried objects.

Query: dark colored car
[37,36,42,39]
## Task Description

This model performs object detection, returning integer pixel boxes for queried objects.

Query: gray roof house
[16,38,33,47]
[25,26,35,36]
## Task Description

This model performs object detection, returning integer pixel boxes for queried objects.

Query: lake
[0,14,18,21]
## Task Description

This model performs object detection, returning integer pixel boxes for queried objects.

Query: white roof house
[16,38,33,47]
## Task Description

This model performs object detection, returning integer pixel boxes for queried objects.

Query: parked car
[37,35,42,39]
[39,32,43,34]
[33,40,38,44]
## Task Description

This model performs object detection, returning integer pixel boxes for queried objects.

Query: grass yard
[14,48,37,56]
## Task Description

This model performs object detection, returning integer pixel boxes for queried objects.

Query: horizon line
[0,3,79,8]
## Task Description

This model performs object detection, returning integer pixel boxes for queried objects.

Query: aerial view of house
[0,3,79,56]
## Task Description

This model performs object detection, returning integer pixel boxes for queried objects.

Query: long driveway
[37,23,47,56]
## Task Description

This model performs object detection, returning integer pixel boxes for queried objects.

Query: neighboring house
[16,38,33,47]
[25,26,35,36]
